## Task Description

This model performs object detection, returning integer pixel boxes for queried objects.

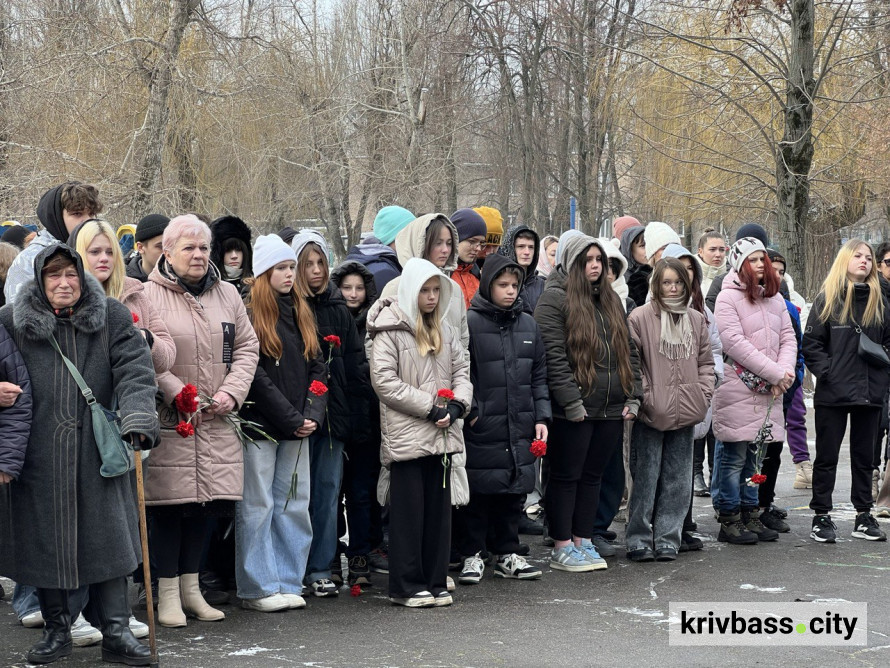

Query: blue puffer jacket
[0,322,32,479]
[464,254,551,495]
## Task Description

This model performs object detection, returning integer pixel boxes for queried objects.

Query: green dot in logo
[796,623,806,634]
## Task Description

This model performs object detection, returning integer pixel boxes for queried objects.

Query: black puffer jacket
[310,281,371,442]
[803,285,890,407]
[330,261,379,447]
[534,235,642,420]
[0,322,32,478]
[241,291,328,441]
[497,224,546,314]
[125,254,149,282]
[465,255,551,495]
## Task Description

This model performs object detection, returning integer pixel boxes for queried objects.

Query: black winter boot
[90,577,152,666]
[27,589,72,664]
[717,510,758,545]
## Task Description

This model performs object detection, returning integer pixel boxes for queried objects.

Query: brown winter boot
[718,511,758,545]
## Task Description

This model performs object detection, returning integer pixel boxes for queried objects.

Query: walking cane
[132,437,160,668]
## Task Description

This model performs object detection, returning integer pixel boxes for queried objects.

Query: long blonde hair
[74,219,125,299]
[415,276,443,356]
[819,239,884,327]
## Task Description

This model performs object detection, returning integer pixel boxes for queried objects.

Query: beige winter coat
[120,276,176,374]
[368,259,473,504]
[627,301,715,432]
[142,259,259,505]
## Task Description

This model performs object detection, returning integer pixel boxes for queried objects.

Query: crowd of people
[1,181,889,665]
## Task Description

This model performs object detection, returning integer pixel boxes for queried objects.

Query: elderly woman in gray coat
[0,244,159,666]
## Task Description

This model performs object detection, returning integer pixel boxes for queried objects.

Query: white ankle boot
[179,573,225,621]
[157,577,186,628]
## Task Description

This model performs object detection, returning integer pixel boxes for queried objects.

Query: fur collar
[14,272,108,340]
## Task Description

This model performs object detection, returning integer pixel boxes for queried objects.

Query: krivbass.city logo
[668,602,867,646]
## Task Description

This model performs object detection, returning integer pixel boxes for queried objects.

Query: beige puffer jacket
[369,259,473,504]
[627,301,714,432]
[379,213,469,356]
[142,258,259,505]
[120,277,176,374]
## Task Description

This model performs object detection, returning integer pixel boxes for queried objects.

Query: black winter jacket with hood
[0,322,32,479]
[210,215,253,294]
[620,226,651,308]
[497,224,546,314]
[330,260,380,447]
[803,284,890,407]
[465,254,551,495]
[242,291,329,441]
[309,280,372,443]
[534,235,642,421]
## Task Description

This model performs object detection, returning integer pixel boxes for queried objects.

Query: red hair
[737,254,780,302]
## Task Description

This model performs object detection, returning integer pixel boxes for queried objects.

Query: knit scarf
[659,294,694,360]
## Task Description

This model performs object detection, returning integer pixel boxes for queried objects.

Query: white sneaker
[241,593,290,612]
[458,553,485,584]
[279,593,306,609]
[71,614,103,647]
[446,576,455,592]
[389,590,435,607]
[20,610,44,628]
[129,615,149,639]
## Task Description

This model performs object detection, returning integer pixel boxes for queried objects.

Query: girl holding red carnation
[458,253,551,583]
[625,258,714,562]
[367,258,472,607]
[236,234,328,612]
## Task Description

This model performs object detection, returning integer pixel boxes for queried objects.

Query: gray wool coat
[0,273,160,589]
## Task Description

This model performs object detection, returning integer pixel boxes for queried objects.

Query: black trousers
[459,493,523,557]
[388,455,451,598]
[810,405,880,514]
[757,442,784,508]
[692,429,715,477]
[546,418,623,541]
[149,513,214,579]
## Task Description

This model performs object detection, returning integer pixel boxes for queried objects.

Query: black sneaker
[693,472,709,497]
[347,555,372,587]
[852,512,887,541]
[811,514,837,543]
[770,504,788,519]
[330,555,344,586]
[759,508,790,533]
[518,514,544,535]
[679,530,703,552]
[368,547,389,574]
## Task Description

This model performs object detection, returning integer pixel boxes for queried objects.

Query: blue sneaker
[549,545,599,573]
[577,540,608,570]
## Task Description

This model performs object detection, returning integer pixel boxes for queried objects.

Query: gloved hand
[128,433,154,451]
[427,405,448,423]
[446,401,463,424]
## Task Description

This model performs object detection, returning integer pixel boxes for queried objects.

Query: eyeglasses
[661,280,684,290]
[463,240,485,249]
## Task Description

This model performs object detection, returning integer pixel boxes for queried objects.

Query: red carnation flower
[174,384,200,414]
[132,312,139,324]
[437,389,455,402]
[309,380,329,397]
[324,334,342,348]
[530,439,547,457]
[350,584,362,597]
[175,421,195,438]
[750,473,767,484]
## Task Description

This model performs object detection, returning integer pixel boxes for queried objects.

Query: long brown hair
[295,242,329,297]
[245,272,320,360]
[651,257,691,310]
[565,243,635,396]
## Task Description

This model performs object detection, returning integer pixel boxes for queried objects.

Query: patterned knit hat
[728,236,766,273]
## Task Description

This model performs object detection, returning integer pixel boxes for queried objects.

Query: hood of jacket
[331,259,379,326]
[619,225,646,273]
[599,237,629,302]
[470,253,525,322]
[557,231,600,274]
[394,213,458,273]
[210,215,253,278]
[36,185,70,243]
[662,243,703,284]
[497,224,539,286]
[347,237,398,263]
[14,246,107,341]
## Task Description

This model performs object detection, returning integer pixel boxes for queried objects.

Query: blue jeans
[235,439,312,599]
[13,584,89,621]
[627,423,693,552]
[305,431,345,583]
[711,440,759,514]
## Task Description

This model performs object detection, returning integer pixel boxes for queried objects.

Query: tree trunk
[130,0,196,216]
[775,0,815,290]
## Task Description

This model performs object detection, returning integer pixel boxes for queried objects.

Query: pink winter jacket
[712,269,796,443]
[120,277,176,374]
[142,260,259,505]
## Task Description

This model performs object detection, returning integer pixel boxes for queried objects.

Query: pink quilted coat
[712,269,796,443]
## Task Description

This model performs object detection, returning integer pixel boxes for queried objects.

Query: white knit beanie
[643,222,681,261]
[728,236,766,273]
[253,234,297,277]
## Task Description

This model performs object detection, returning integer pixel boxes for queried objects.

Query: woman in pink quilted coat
[711,237,796,546]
